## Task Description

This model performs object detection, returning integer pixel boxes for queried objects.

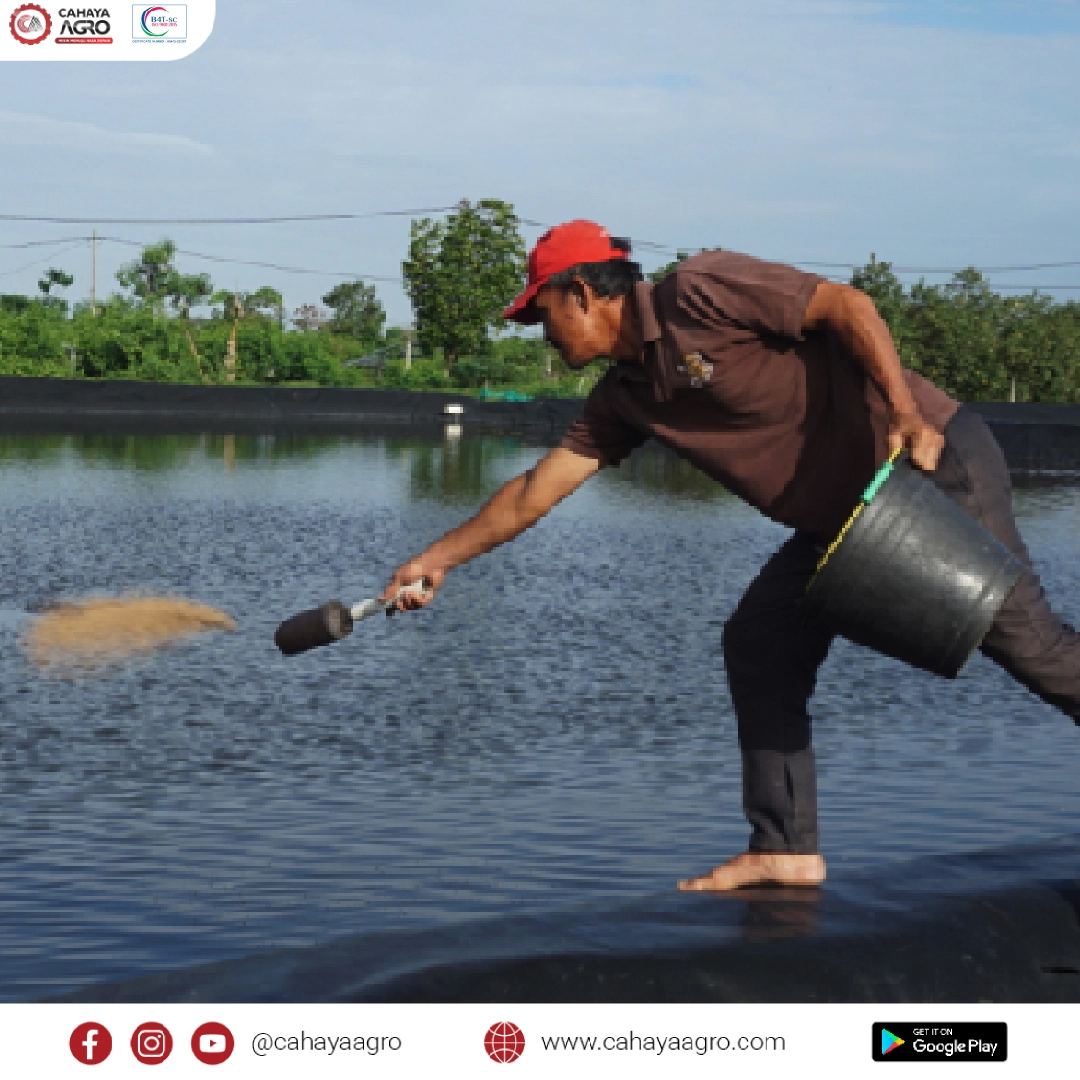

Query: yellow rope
[808,448,904,585]
[812,502,865,579]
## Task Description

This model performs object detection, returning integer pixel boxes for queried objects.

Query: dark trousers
[724,407,1080,854]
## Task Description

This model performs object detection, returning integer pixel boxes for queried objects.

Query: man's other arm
[381,447,601,609]
[802,281,944,471]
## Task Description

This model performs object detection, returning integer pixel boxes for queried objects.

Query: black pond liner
[805,449,1024,678]
[43,837,1080,1003]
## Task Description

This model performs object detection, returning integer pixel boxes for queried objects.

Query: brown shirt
[560,250,959,540]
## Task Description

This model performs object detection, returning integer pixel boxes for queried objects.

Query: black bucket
[804,450,1024,678]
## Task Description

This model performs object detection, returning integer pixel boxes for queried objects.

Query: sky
[1,0,1079,327]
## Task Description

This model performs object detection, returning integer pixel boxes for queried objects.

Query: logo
[485,1021,525,1063]
[9,3,52,43]
[56,7,112,43]
[682,351,714,388]
[131,1022,173,1065]
[191,1022,235,1066]
[872,1022,1007,1063]
[881,1029,905,1055]
[133,3,184,38]
[70,1022,113,1066]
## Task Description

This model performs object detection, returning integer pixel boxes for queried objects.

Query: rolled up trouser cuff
[743,746,820,854]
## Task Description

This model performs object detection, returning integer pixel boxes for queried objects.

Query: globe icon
[485,1021,525,1063]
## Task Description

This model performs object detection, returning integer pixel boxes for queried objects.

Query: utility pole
[225,293,239,382]
[90,230,97,315]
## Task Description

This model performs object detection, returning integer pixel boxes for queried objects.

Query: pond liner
[45,836,1080,1003]
[5,379,1080,469]
[0,376,584,437]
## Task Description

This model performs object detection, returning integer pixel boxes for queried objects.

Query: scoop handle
[351,579,431,621]
[274,581,430,656]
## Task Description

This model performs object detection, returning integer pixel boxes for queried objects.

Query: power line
[3,205,1078,276]
[804,259,1080,273]
[0,234,404,283]
[0,237,90,251]
[521,222,1080,275]
[100,236,402,282]
[2,218,1079,291]
[0,241,87,281]
[517,217,678,255]
[99,235,1078,290]
[0,206,459,226]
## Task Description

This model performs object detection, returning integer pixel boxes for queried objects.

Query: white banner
[0,1002,1070,1077]
[0,2,213,60]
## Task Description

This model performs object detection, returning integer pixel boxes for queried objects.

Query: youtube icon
[191,1022,234,1065]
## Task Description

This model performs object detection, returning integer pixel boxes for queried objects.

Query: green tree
[402,198,526,368]
[210,289,245,321]
[246,285,284,326]
[850,255,920,368]
[322,280,385,343]
[116,239,211,316]
[851,255,907,329]
[168,272,213,317]
[1000,294,1080,403]
[0,301,68,376]
[37,268,74,312]
[910,269,1004,400]
[116,240,178,312]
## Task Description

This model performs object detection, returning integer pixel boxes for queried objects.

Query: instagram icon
[131,1022,173,1065]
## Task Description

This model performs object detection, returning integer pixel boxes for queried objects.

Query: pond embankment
[0,376,581,437]
[1,376,1079,472]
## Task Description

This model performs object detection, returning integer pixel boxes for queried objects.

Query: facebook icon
[70,1022,113,1065]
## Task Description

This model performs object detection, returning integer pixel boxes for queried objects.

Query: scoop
[274,580,430,656]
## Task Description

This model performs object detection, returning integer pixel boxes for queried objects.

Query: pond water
[2,427,1080,1001]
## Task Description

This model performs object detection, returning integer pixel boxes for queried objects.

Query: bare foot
[677,851,826,892]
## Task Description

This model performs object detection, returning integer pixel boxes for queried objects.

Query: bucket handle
[810,448,907,581]
[861,447,906,505]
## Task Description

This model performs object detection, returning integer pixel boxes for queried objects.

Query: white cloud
[0,0,1078,322]
[0,110,213,157]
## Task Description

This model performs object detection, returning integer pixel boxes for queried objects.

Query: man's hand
[890,410,945,473]
[380,562,444,614]
[377,447,600,615]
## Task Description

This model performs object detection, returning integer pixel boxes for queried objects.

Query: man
[382,219,1080,890]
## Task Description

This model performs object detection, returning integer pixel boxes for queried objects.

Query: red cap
[503,219,628,324]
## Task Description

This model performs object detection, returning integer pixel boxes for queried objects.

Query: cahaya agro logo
[6,0,208,55]
[133,3,185,42]
[9,3,52,44]
[56,7,113,43]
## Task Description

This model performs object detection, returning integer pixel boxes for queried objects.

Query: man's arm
[802,281,944,471]
[380,446,601,610]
